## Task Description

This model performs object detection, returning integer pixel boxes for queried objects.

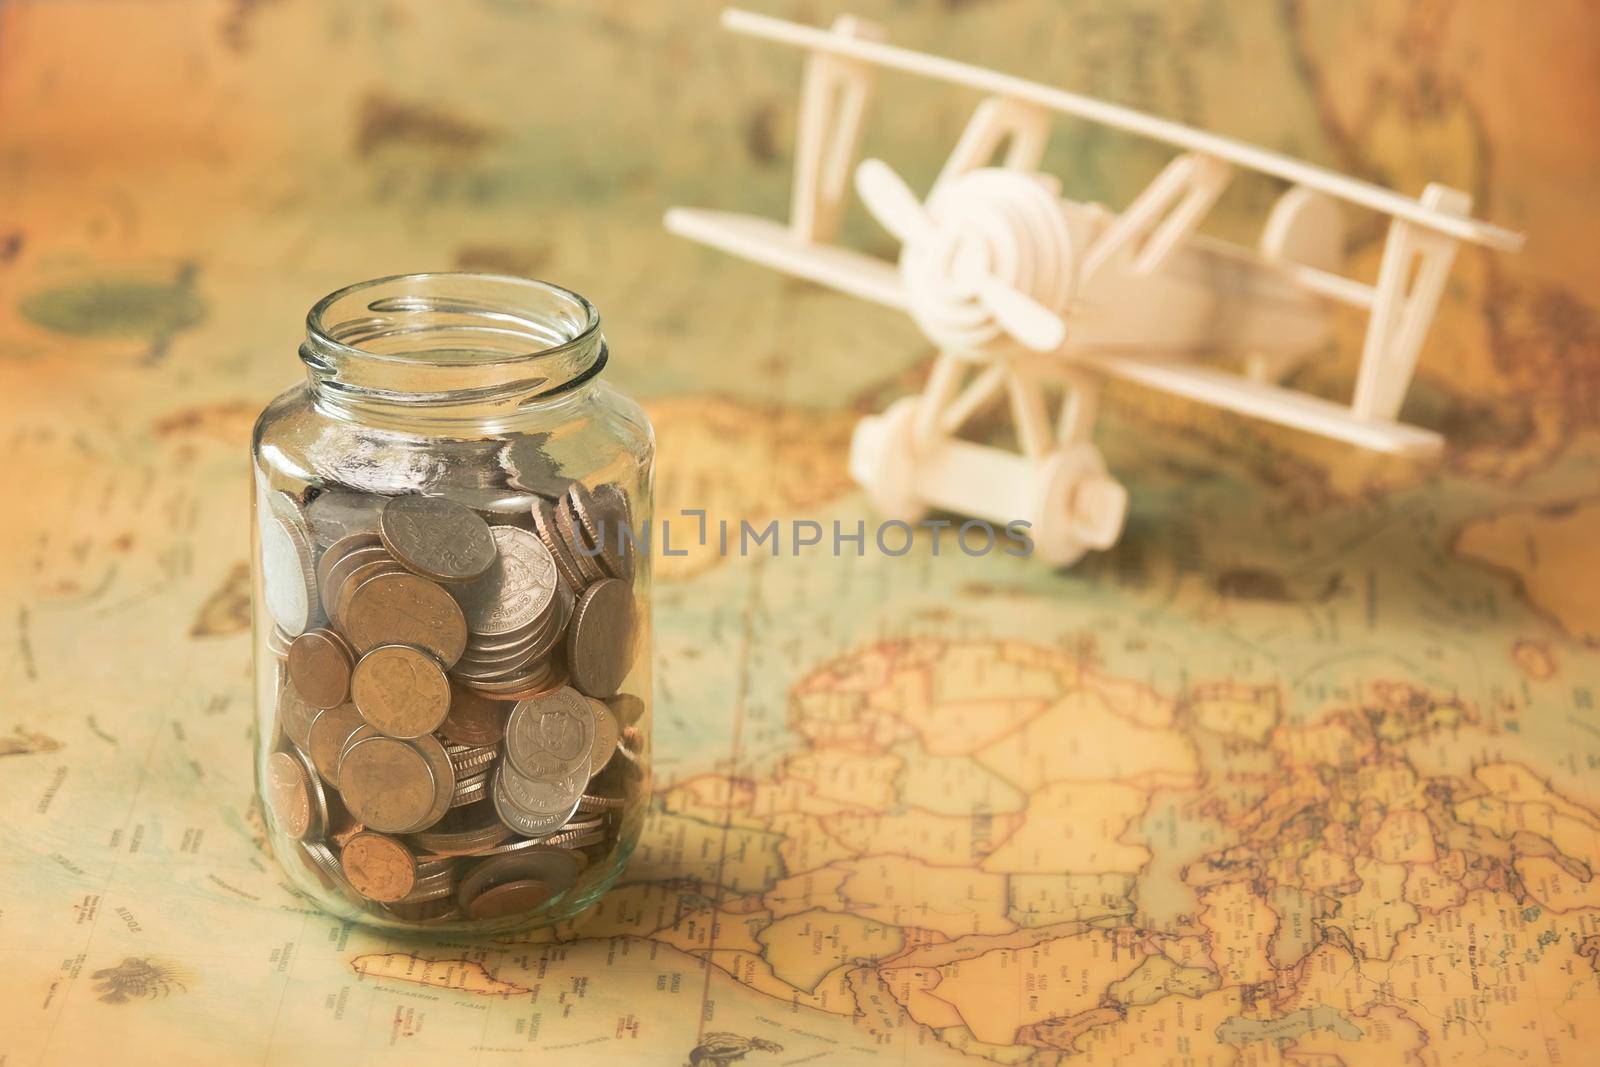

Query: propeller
[855,158,1073,354]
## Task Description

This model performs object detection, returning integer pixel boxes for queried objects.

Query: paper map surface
[2,2,1598,1065]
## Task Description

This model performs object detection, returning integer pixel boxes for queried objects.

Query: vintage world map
[2,1,1598,1065]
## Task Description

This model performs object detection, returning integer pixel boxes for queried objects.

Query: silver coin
[305,491,384,550]
[505,687,595,780]
[261,512,317,636]
[500,760,588,816]
[565,578,636,698]
[299,839,357,896]
[380,495,497,583]
[453,527,558,637]
[492,769,583,837]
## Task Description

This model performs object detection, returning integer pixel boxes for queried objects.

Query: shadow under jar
[251,273,653,933]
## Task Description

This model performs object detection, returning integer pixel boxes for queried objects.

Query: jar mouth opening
[306,272,601,368]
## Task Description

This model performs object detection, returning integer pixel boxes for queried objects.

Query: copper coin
[338,735,437,834]
[340,831,418,903]
[306,702,366,784]
[332,558,407,631]
[276,679,321,751]
[438,682,513,747]
[565,578,636,698]
[343,571,468,667]
[410,733,458,832]
[466,879,553,920]
[287,628,354,709]
[266,750,314,840]
[351,644,452,738]
[379,495,498,583]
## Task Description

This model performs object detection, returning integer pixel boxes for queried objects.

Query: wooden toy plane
[665,9,1524,565]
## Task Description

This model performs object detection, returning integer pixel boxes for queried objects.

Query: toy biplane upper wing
[666,8,1524,458]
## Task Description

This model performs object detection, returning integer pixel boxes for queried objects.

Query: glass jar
[250,273,652,933]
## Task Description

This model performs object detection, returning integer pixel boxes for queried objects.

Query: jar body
[250,276,652,933]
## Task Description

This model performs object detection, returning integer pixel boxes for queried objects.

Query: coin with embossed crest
[380,495,497,583]
[351,644,452,738]
[343,571,468,666]
[453,526,558,637]
[491,769,583,838]
[506,687,595,780]
[501,759,589,816]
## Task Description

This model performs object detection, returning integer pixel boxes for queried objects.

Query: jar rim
[305,271,602,368]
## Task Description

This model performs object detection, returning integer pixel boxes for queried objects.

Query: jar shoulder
[251,380,653,492]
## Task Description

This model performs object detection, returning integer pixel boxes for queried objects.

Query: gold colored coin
[306,703,366,784]
[351,644,452,739]
[339,831,418,903]
[343,571,468,667]
[338,735,437,834]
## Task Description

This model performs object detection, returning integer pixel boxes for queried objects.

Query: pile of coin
[258,480,646,925]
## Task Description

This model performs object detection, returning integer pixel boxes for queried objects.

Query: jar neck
[301,273,606,430]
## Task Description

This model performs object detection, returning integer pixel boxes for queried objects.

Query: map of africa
[2,1,1598,1065]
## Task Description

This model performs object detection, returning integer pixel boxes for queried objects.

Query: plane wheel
[849,399,927,524]
[1028,444,1128,567]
